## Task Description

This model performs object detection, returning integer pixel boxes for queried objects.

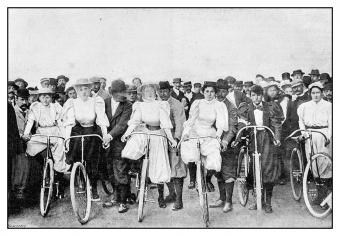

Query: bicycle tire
[70,162,92,224]
[254,153,262,211]
[40,159,54,217]
[101,180,114,195]
[138,158,148,222]
[237,149,249,206]
[290,148,303,201]
[303,153,332,218]
[196,160,209,227]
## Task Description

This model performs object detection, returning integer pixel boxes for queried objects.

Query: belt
[38,124,57,128]
[306,126,328,129]
[146,124,161,131]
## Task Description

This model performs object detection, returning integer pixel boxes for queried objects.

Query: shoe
[207,182,215,192]
[91,192,101,202]
[172,202,183,211]
[118,204,129,213]
[158,197,167,208]
[264,204,273,213]
[164,193,176,203]
[126,197,135,205]
[188,181,195,189]
[209,199,225,208]
[223,202,233,213]
[103,199,118,208]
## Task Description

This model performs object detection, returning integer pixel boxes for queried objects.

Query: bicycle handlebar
[233,125,278,147]
[285,129,329,143]
[30,134,65,141]
[128,131,168,139]
[177,135,220,149]
[64,134,110,153]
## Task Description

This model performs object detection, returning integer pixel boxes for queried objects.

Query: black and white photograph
[5,5,335,229]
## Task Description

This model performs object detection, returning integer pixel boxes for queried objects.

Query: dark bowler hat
[57,75,69,82]
[173,78,182,83]
[225,76,236,84]
[194,82,202,87]
[216,79,229,90]
[16,88,30,99]
[320,73,331,82]
[323,82,332,91]
[183,81,192,86]
[282,72,291,79]
[244,81,254,87]
[110,79,126,93]
[8,81,19,90]
[250,85,264,95]
[292,69,305,76]
[309,69,320,76]
[14,78,28,87]
[159,81,173,90]
[49,78,58,86]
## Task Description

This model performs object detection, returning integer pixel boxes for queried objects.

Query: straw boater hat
[38,87,55,95]
[74,78,93,87]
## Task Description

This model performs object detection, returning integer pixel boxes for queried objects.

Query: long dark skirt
[66,124,102,185]
[246,130,279,186]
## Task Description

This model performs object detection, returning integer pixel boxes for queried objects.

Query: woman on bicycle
[297,82,332,180]
[180,81,228,172]
[63,78,110,201]
[22,87,69,197]
[237,85,283,213]
[121,83,177,208]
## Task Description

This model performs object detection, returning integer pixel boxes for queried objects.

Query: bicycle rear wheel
[196,160,209,227]
[70,162,92,224]
[137,158,148,222]
[290,148,303,201]
[40,159,54,217]
[101,180,114,195]
[303,153,332,218]
[237,149,249,206]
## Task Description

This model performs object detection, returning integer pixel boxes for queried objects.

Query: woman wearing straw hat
[63,78,110,201]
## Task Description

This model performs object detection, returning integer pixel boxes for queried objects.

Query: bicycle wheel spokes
[40,159,54,217]
[290,148,303,201]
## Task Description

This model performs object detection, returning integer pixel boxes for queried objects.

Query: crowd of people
[8,69,332,216]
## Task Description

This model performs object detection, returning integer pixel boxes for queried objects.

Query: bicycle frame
[31,134,65,164]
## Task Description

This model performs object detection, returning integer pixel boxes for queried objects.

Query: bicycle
[64,134,109,224]
[30,134,65,217]
[178,135,220,228]
[232,125,279,212]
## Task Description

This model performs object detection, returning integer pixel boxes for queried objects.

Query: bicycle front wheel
[70,162,92,224]
[196,160,209,227]
[40,159,54,217]
[303,153,332,218]
[290,148,303,201]
[237,149,249,206]
[137,158,148,222]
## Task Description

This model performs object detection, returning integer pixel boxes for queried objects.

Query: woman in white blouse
[180,81,227,172]
[297,82,332,179]
[63,78,109,201]
[121,84,177,208]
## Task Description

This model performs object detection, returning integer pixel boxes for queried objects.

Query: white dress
[297,99,332,178]
[24,102,69,173]
[180,99,228,171]
[121,100,173,183]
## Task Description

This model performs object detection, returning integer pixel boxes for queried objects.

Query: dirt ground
[8,176,332,228]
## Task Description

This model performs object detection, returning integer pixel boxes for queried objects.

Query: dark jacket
[221,98,238,145]
[230,90,252,108]
[104,98,132,158]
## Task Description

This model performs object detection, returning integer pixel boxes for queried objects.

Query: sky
[8,8,332,86]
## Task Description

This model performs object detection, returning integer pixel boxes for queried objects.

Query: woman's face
[310,87,322,102]
[142,86,156,100]
[204,86,216,101]
[39,94,52,106]
[76,85,91,100]
[284,86,293,96]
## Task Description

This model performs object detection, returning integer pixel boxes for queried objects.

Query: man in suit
[90,76,111,100]
[309,69,320,83]
[56,75,69,93]
[234,81,244,92]
[102,80,132,213]
[225,76,251,108]
[323,82,332,103]
[282,72,292,82]
[171,78,190,118]
[291,69,304,82]
[243,81,253,97]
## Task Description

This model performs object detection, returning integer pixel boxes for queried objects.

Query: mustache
[20,104,29,110]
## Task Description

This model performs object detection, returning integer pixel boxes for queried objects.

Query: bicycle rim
[40,159,54,217]
[290,148,303,201]
[196,161,209,227]
[237,151,249,206]
[138,159,148,222]
[303,154,332,218]
[70,162,91,224]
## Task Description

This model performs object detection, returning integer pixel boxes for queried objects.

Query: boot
[188,162,196,189]
[223,182,234,213]
[264,184,273,213]
[206,171,215,192]
[172,178,184,211]
[209,181,226,208]
[165,180,176,203]
[157,184,166,208]
[91,181,100,202]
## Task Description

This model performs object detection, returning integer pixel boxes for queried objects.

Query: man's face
[244,85,251,93]
[49,84,57,91]
[67,89,77,99]
[16,96,29,111]
[323,89,332,102]
[267,86,278,99]
[41,81,50,88]
[100,80,106,90]
[234,85,243,92]
[250,92,263,105]
[193,86,201,93]
[15,81,25,89]
[8,85,15,93]
[173,82,181,90]
[216,89,228,102]
[92,82,101,93]
[112,92,126,102]
[57,78,66,87]
[159,89,171,101]
[126,91,137,103]
[284,87,293,96]
[293,74,302,81]
[8,93,15,104]
[311,75,320,83]
[185,85,192,93]
[292,84,303,95]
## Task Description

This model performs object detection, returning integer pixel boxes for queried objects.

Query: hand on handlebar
[103,134,112,146]
[121,133,129,142]
[274,140,281,147]
[22,134,31,141]
[231,140,239,148]
[221,140,228,152]
[169,138,177,148]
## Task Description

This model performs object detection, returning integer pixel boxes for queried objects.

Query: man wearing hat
[158,81,187,210]
[291,78,311,106]
[309,69,320,83]
[102,80,132,213]
[48,78,58,91]
[282,72,292,82]
[40,78,50,88]
[90,76,111,100]
[8,81,19,107]
[125,84,138,104]
[243,81,253,97]
[234,81,244,92]
[291,69,304,81]
[320,73,331,86]
[323,82,332,103]
[193,82,204,97]
[171,78,185,101]
[14,78,28,89]
[56,75,69,92]
[225,76,251,108]
[254,74,265,85]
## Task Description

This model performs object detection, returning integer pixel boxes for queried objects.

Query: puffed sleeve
[62,99,76,138]
[159,101,173,129]
[296,102,306,130]
[95,97,109,136]
[127,102,142,128]
[54,102,63,126]
[23,102,40,136]
[269,102,284,141]
[182,99,200,137]
[214,100,228,137]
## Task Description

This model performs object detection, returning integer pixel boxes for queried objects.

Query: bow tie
[254,105,263,111]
